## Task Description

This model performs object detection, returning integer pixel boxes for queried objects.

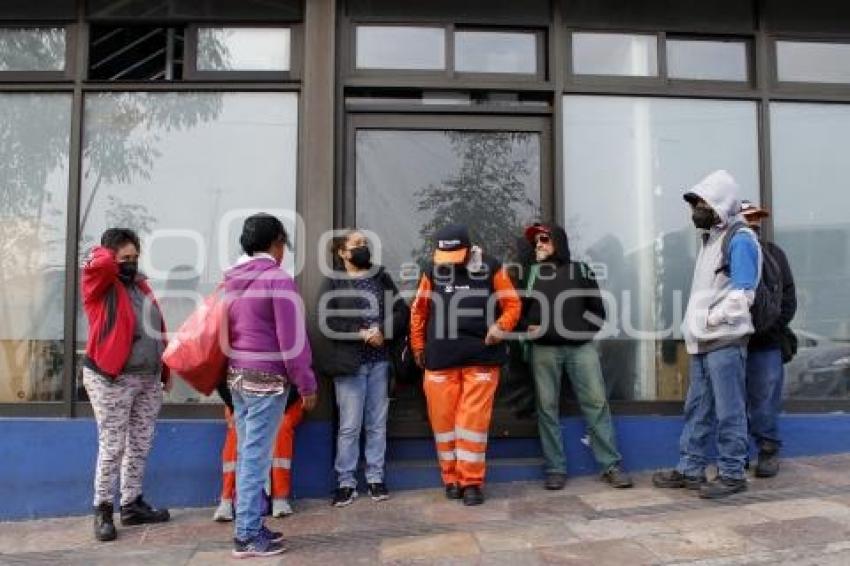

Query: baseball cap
[741,199,769,219]
[524,222,551,244]
[433,224,471,264]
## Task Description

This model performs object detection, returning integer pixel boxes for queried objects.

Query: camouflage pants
[83,368,163,506]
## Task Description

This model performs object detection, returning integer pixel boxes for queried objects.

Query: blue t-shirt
[729,232,760,291]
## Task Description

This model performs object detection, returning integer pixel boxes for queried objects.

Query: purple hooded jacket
[225,254,317,396]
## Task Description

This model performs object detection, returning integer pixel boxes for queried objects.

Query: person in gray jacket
[653,170,761,499]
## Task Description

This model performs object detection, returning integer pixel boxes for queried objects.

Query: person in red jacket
[81,228,171,543]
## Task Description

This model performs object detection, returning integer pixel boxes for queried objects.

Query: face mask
[750,224,762,236]
[348,246,371,269]
[535,248,553,262]
[118,261,138,283]
[691,208,717,230]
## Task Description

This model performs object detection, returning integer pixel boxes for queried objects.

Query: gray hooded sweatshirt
[681,170,762,355]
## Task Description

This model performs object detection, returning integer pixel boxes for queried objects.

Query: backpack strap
[715,220,749,276]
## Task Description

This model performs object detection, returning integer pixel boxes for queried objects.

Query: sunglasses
[535,234,551,245]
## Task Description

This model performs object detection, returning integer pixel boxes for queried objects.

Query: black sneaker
[367,482,390,501]
[120,495,170,525]
[699,476,747,499]
[462,485,485,506]
[232,535,287,559]
[652,469,706,490]
[544,472,567,491]
[601,465,634,488]
[260,524,284,544]
[445,483,462,500]
[755,450,780,478]
[332,487,358,507]
[93,502,117,542]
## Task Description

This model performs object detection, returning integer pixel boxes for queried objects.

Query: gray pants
[83,368,163,506]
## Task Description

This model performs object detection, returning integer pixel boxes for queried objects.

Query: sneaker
[232,535,287,559]
[93,502,117,542]
[544,472,567,491]
[601,465,634,488]
[699,476,747,499]
[271,498,294,518]
[755,450,780,478]
[259,524,284,543]
[120,495,170,526]
[332,487,358,507]
[212,500,234,522]
[367,483,390,502]
[652,469,706,490]
[462,485,485,506]
[445,483,462,500]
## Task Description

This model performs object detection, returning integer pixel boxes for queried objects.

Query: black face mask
[118,261,138,283]
[348,246,372,269]
[750,225,762,237]
[691,208,717,230]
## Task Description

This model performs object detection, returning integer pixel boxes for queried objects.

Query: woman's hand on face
[301,393,318,412]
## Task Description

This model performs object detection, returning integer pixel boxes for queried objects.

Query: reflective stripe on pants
[423,365,499,487]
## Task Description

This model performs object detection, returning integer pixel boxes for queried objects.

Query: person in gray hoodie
[653,170,761,499]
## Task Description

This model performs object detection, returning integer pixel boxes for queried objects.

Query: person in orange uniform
[214,388,304,521]
[410,224,521,506]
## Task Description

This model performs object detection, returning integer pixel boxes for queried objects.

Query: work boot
[544,472,567,490]
[120,495,170,525]
[93,502,117,542]
[699,476,747,499]
[601,465,634,488]
[652,469,706,490]
[755,442,780,478]
[462,485,485,506]
[445,483,462,500]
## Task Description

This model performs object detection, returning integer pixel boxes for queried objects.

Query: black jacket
[749,240,797,351]
[316,266,409,378]
[518,224,606,346]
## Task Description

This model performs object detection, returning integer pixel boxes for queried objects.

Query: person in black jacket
[316,229,409,507]
[519,223,632,490]
[740,201,797,478]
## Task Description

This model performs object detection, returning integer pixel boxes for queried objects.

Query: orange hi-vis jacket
[410,256,521,487]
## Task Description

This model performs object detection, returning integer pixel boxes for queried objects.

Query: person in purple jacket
[225,213,318,559]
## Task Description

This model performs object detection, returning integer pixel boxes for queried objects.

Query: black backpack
[717,221,783,334]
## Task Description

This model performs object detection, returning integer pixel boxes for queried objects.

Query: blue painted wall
[1,413,848,521]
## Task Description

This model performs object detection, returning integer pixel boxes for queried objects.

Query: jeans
[530,343,622,474]
[334,361,389,488]
[747,347,784,450]
[231,387,287,541]
[677,345,748,480]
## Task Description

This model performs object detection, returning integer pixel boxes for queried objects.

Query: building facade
[2,0,850,519]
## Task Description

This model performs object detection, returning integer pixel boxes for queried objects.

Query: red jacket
[81,246,170,382]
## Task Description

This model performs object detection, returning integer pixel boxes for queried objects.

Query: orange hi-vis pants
[220,401,305,502]
[423,365,500,487]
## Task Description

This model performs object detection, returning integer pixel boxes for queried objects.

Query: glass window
[355,26,445,70]
[454,30,537,74]
[0,28,66,72]
[0,93,72,402]
[776,41,850,84]
[197,27,291,72]
[571,32,658,77]
[771,103,850,400]
[78,92,299,404]
[667,39,748,81]
[562,95,759,401]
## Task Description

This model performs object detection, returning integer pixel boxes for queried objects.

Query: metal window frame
[0,23,76,81]
[664,33,755,88]
[451,26,547,81]
[770,34,850,96]
[183,23,303,83]
[566,28,663,84]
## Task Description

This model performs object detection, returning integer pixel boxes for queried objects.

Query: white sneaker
[271,498,294,518]
[212,500,233,522]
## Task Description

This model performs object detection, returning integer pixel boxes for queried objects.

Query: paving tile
[380,532,481,562]
[564,516,676,542]
[632,505,770,531]
[734,516,850,550]
[635,526,762,562]
[536,538,658,565]
[744,497,850,521]
[473,524,575,552]
[578,487,675,511]
[418,500,511,525]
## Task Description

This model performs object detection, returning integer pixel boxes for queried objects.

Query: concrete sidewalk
[2,454,850,565]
